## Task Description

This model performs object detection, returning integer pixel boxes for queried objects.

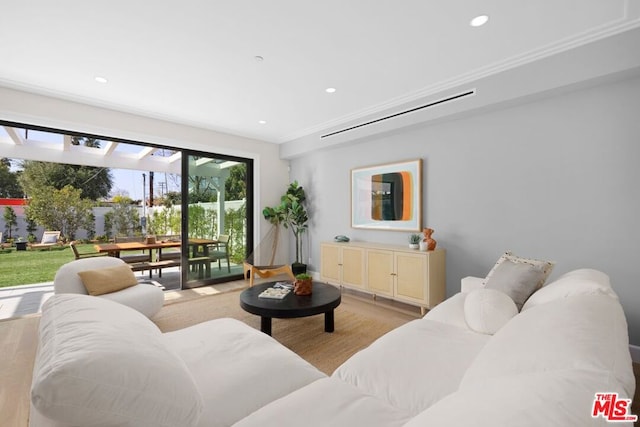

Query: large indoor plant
[262,181,309,274]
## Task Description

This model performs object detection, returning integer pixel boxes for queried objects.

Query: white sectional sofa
[30,268,636,426]
[233,268,635,426]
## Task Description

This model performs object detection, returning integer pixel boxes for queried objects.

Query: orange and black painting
[371,171,412,221]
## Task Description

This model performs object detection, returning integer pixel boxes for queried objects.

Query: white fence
[0,201,246,241]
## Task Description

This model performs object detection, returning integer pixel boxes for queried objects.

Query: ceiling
[0,1,639,146]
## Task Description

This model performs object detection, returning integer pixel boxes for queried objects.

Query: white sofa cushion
[423,292,470,330]
[522,268,617,311]
[463,289,518,335]
[333,317,490,416]
[405,369,631,427]
[460,294,635,398]
[31,294,203,427]
[161,317,326,427]
[98,281,165,318]
[232,377,412,427]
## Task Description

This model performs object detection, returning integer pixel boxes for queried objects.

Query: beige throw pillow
[483,251,554,290]
[484,259,546,310]
[78,264,138,296]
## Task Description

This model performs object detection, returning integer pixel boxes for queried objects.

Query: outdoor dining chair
[209,234,231,272]
[70,242,108,260]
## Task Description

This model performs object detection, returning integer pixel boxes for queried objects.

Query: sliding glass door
[181,151,253,288]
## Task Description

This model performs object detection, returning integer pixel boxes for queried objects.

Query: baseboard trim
[629,345,640,363]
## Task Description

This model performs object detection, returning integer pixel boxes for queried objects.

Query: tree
[25,212,38,242]
[25,185,94,240]
[188,175,217,203]
[3,206,18,239]
[107,196,141,236]
[85,211,96,240]
[20,160,113,201]
[0,158,22,198]
[187,205,216,238]
[70,136,101,148]
[225,163,246,200]
[164,191,181,206]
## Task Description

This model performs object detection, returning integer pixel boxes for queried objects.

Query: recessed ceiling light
[325,87,336,93]
[254,56,264,62]
[258,120,267,125]
[470,15,489,27]
[94,76,108,84]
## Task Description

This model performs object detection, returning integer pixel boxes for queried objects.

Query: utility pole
[142,173,147,234]
[149,171,154,207]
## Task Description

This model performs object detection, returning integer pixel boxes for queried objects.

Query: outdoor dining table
[94,238,220,280]
[94,238,218,259]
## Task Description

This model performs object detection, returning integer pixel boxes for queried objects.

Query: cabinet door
[341,247,365,289]
[366,250,394,296]
[320,244,341,284]
[395,252,426,302]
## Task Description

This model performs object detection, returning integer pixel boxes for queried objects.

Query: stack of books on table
[258,287,291,299]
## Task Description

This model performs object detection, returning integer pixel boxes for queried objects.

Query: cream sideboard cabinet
[320,242,446,314]
[320,243,366,290]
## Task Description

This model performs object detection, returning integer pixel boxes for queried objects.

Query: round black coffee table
[240,281,341,336]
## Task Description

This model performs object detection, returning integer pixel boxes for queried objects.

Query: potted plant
[263,181,309,275]
[409,234,421,250]
[293,273,313,295]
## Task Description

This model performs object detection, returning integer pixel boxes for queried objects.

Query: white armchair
[53,257,164,318]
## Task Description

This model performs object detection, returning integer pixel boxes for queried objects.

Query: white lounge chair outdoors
[30,231,61,250]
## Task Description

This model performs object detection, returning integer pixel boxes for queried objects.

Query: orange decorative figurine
[423,228,437,251]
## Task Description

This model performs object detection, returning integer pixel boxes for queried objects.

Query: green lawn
[0,244,91,287]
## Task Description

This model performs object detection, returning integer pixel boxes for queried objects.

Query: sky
[111,169,179,201]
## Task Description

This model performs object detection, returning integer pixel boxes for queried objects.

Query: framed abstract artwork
[351,159,422,231]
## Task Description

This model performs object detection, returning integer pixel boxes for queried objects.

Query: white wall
[0,87,290,259]
[290,74,640,345]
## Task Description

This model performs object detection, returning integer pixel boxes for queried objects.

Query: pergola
[0,125,238,235]
[0,125,181,174]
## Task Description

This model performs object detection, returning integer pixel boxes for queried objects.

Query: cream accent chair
[53,257,164,318]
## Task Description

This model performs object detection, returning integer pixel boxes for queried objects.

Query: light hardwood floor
[0,314,40,427]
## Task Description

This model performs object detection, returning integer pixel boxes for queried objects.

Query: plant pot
[292,262,307,275]
[294,278,312,295]
[15,241,27,251]
[409,243,419,250]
